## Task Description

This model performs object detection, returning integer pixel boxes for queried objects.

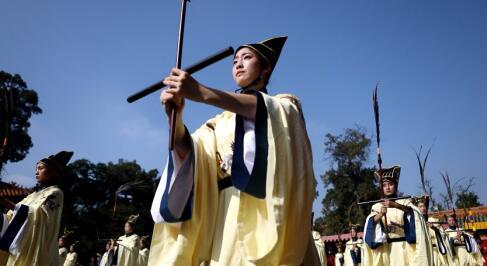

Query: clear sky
[1,0,486,217]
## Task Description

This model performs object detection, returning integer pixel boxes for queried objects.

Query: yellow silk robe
[100,251,109,266]
[446,229,484,266]
[344,238,362,266]
[117,234,139,266]
[0,185,64,266]
[362,199,433,266]
[59,247,68,265]
[63,252,77,266]
[427,217,454,266]
[149,93,316,265]
[138,248,149,266]
[335,253,345,266]
[313,231,327,266]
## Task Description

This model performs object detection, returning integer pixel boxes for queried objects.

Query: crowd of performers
[58,215,150,266]
[0,35,485,265]
[312,166,485,266]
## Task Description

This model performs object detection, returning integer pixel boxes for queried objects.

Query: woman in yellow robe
[59,237,68,265]
[415,196,454,265]
[137,235,149,266]
[116,215,140,266]
[362,166,433,266]
[335,243,345,266]
[0,151,73,266]
[149,36,317,265]
[63,244,77,266]
[445,214,485,266]
[313,230,327,266]
[344,225,362,266]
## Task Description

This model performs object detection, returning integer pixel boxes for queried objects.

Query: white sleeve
[151,147,195,224]
[243,119,256,174]
[0,204,30,255]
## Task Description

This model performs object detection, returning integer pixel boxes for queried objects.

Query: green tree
[56,159,158,264]
[0,71,42,175]
[320,127,380,235]
[455,191,481,209]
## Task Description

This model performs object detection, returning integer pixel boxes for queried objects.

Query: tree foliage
[0,71,42,175]
[319,127,380,235]
[455,191,481,209]
[53,159,158,264]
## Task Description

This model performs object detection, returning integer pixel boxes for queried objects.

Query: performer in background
[414,195,454,265]
[362,166,433,265]
[117,214,140,266]
[137,235,150,266]
[64,243,78,266]
[344,224,362,266]
[312,230,327,266]
[445,213,484,265]
[335,241,345,266]
[58,236,68,266]
[0,151,73,265]
[149,36,317,265]
[100,239,117,266]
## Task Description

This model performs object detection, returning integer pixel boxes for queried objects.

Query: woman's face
[382,180,396,196]
[418,202,427,215]
[124,222,134,235]
[350,229,357,238]
[447,216,457,227]
[232,48,269,88]
[35,162,56,184]
[58,237,65,247]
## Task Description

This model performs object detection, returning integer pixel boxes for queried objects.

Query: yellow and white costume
[426,217,454,266]
[63,251,77,266]
[149,92,316,265]
[0,185,64,266]
[100,251,109,266]
[59,246,68,265]
[344,237,362,266]
[362,198,433,266]
[335,252,345,266]
[446,228,484,266]
[313,230,327,266]
[138,247,149,266]
[117,233,139,266]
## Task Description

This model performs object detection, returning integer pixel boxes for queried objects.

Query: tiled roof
[322,232,364,243]
[0,182,32,197]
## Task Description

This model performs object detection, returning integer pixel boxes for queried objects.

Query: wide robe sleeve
[0,186,64,266]
[148,92,316,265]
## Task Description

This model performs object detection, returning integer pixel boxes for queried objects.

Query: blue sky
[1,0,486,217]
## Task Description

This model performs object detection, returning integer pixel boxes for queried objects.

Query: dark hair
[234,48,272,87]
[254,52,272,86]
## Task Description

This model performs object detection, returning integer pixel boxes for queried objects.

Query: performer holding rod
[362,89,432,265]
[362,166,433,265]
[149,36,318,265]
[0,151,73,265]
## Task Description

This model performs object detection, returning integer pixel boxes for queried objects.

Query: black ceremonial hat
[39,151,74,176]
[236,36,287,71]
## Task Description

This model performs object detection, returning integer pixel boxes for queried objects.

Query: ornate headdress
[374,165,401,184]
[126,214,140,226]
